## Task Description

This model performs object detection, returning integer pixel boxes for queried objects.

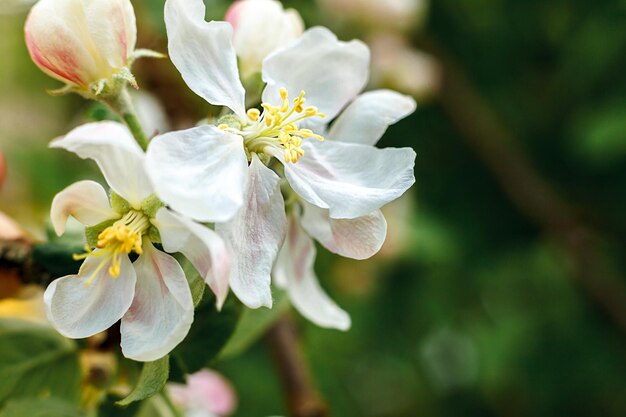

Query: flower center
[74,210,150,286]
[219,88,326,163]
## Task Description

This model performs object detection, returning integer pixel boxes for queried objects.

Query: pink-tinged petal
[165,0,246,115]
[275,140,416,219]
[169,370,237,416]
[83,0,137,68]
[215,154,287,309]
[44,250,136,338]
[154,208,231,310]
[328,90,416,146]
[300,202,387,260]
[121,243,193,361]
[274,213,351,330]
[262,27,369,124]
[146,126,248,223]
[51,180,119,236]
[226,0,304,78]
[50,122,153,208]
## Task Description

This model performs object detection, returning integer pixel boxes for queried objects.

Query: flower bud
[225,0,304,79]
[25,0,137,94]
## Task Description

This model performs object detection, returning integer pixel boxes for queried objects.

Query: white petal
[300,202,387,260]
[44,250,136,338]
[226,0,304,78]
[274,214,350,330]
[215,155,287,309]
[50,180,118,236]
[165,0,245,115]
[83,0,137,69]
[276,140,416,219]
[50,121,153,207]
[328,90,416,146]
[146,125,248,223]
[262,27,370,123]
[121,243,193,361]
[154,208,231,309]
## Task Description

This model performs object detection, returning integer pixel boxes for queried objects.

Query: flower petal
[274,213,350,330]
[215,154,287,309]
[276,140,416,219]
[327,89,416,146]
[300,202,387,260]
[121,243,193,361]
[262,27,370,123]
[165,0,245,115]
[146,125,248,223]
[226,0,304,78]
[154,208,231,309]
[50,121,153,207]
[44,250,136,338]
[50,180,118,236]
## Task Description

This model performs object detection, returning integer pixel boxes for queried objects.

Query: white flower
[25,0,137,93]
[225,0,304,79]
[146,0,416,328]
[45,122,230,361]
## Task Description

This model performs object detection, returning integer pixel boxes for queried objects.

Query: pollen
[239,88,326,164]
[75,210,150,287]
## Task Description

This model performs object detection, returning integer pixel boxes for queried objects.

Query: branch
[424,40,626,333]
[266,314,329,417]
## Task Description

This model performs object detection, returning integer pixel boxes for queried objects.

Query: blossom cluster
[26,0,417,361]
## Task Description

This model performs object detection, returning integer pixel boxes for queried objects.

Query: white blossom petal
[328,90,416,146]
[121,243,193,361]
[274,213,350,330]
[146,125,248,223]
[50,121,153,207]
[50,180,118,236]
[165,0,245,115]
[215,154,287,309]
[300,202,387,260]
[44,250,136,338]
[262,27,370,124]
[154,208,231,309]
[276,140,416,219]
[226,0,304,78]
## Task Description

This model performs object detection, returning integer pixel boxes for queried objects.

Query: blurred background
[1,0,626,416]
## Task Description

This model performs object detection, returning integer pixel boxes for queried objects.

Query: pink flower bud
[225,0,304,78]
[168,369,237,416]
[25,0,136,90]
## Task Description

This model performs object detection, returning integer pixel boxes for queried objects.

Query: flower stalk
[103,88,150,151]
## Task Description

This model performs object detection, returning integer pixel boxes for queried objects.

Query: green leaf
[116,356,169,406]
[177,256,205,308]
[0,397,85,417]
[171,292,243,377]
[0,319,81,405]
[219,290,290,359]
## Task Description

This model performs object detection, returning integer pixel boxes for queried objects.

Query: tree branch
[266,314,329,417]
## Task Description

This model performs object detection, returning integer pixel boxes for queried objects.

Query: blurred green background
[1,0,626,416]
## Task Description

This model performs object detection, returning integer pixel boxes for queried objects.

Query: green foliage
[32,243,83,278]
[0,319,81,406]
[0,398,84,417]
[117,356,169,407]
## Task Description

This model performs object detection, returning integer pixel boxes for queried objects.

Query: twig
[425,40,626,333]
[266,314,329,417]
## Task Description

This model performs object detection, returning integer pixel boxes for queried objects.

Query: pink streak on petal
[111,4,128,63]
[224,1,244,30]
[25,16,85,86]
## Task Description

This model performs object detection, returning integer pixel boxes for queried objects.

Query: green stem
[103,88,150,151]
[158,391,184,417]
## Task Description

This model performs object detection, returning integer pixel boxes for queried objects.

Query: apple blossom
[24,0,145,96]
[45,121,230,361]
[145,0,416,328]
[225,0,304,79]
[318,0,428,32]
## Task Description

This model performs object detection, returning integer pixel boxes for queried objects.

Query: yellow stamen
[247,108,260,121]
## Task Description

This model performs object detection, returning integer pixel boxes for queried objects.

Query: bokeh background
[1,0,626,416]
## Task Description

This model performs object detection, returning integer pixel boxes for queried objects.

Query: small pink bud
[24,0,137,90]
[168,369,237,416]
[225,0,304,78]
